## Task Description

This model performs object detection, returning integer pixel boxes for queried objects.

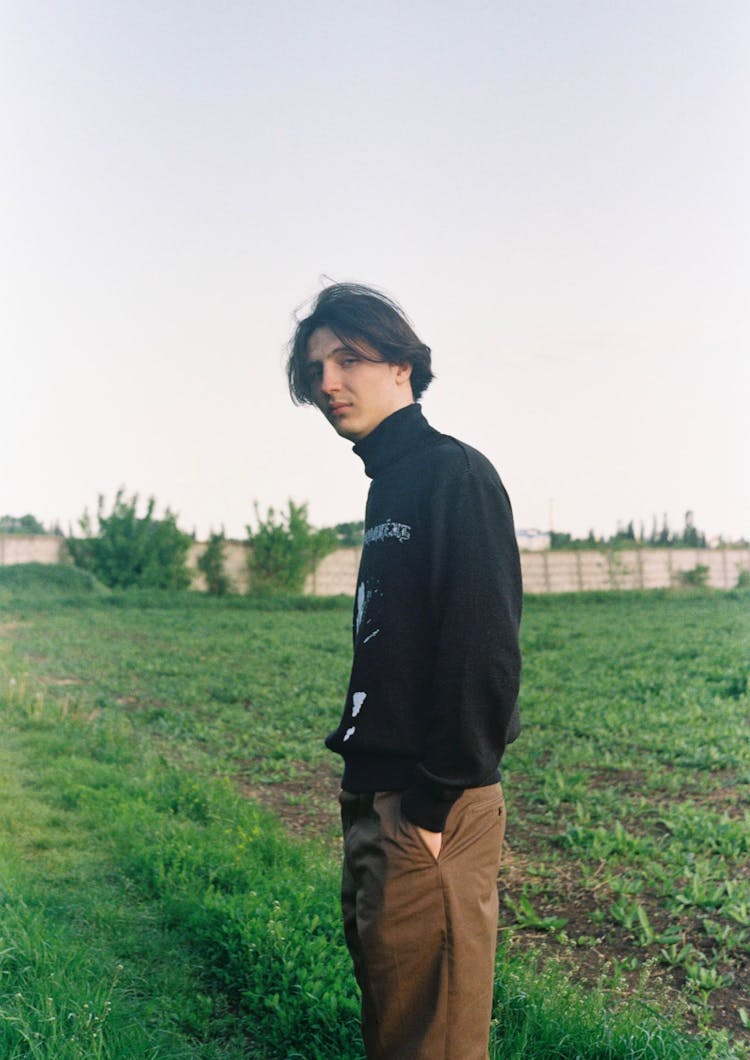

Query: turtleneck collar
[352,403,433,479]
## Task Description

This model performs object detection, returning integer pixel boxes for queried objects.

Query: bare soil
[238,760,749,1046]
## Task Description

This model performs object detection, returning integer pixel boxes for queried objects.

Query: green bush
[735,567,750,590]
[0,513,47,534]
[67,490,191,590]
[675,564,710,589]
[246,500,337,594]
[197,532,231,595]
[0,562,108,599]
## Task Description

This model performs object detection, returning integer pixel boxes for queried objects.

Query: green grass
[0,690,729,1059]
[0,734,244,1058]
[0,694,360,1058]
[505,590,749,1039]
[0,573,748,1056]
[0,561,110,602]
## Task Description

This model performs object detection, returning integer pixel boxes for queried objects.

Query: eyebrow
[307,342,359,363]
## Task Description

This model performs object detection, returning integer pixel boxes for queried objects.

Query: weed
[1,586,748,1055]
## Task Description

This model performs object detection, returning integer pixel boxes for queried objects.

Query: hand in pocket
[414,825,442,860]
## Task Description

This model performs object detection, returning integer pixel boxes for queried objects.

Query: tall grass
[1,681,739,1058]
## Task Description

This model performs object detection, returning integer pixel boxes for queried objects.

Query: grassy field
[0,564,748,1057]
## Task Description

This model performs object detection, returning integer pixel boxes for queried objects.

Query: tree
[649,514,659,545]
[246,500,337,594]
[548,512,708,551]
[67,490,191,589]
[681,510,704,548]
[333,521,365,547]
[549,531,573,550]
[0,514,46,534]
[197,531,231,595]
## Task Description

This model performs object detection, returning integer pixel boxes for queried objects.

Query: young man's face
[306,326,413,442]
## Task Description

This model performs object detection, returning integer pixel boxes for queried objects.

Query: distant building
[516,528,551,552]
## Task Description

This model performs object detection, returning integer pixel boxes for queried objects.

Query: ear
[394,361,412,386]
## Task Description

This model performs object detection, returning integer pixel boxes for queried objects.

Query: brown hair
[287,283,434,404]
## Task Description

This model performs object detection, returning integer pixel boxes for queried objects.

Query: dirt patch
[0,621,29,636]
[588,768,649,789]
[236,759,342,841]
[497,835,750,1042]
[250,778,749,1044]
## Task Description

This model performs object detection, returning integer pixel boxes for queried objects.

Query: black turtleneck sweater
[325,403,522,832]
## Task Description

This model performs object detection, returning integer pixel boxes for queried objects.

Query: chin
[335,423,364,441]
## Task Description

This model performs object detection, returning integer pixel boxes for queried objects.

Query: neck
[353,404,434,479]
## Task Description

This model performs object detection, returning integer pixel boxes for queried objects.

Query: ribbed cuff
[400,777,463,832]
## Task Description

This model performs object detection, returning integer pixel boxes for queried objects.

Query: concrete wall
[304,547,361,595]
[0,534,67,565]
[188,540,250,593]
[302,546,750,596]
[3,534,748,596]
[520,547,750,594]
[0,535,252,592]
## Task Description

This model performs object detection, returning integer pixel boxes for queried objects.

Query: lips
[329,403,350,416]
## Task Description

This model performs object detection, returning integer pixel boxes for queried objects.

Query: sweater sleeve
[400,456,522,832]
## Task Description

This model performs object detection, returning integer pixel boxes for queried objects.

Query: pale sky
[2,0,748,543]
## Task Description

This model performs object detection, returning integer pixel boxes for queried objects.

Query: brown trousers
[340,784,505,1060]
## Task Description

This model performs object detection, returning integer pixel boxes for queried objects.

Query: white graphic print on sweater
[355,581,371,637]
[344,694,366,738]
[355,579,382,646]
[363,519,411,546]
[347,521,411,742]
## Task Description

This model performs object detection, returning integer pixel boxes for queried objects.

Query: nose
[320,361,342,395]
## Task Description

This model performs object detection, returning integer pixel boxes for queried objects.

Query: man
[287,283,522,1060]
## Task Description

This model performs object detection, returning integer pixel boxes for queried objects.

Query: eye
[339,348,364,367]
[306,363,323,384]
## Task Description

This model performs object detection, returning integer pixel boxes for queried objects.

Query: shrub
[67,490,192,590]
[0,513,47,534]
[197,532,231,595]
[0,562,108,598]
[333,521,365,547]
[675,564,710,589]
[735,567,750,590]
[246,500,337,594]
